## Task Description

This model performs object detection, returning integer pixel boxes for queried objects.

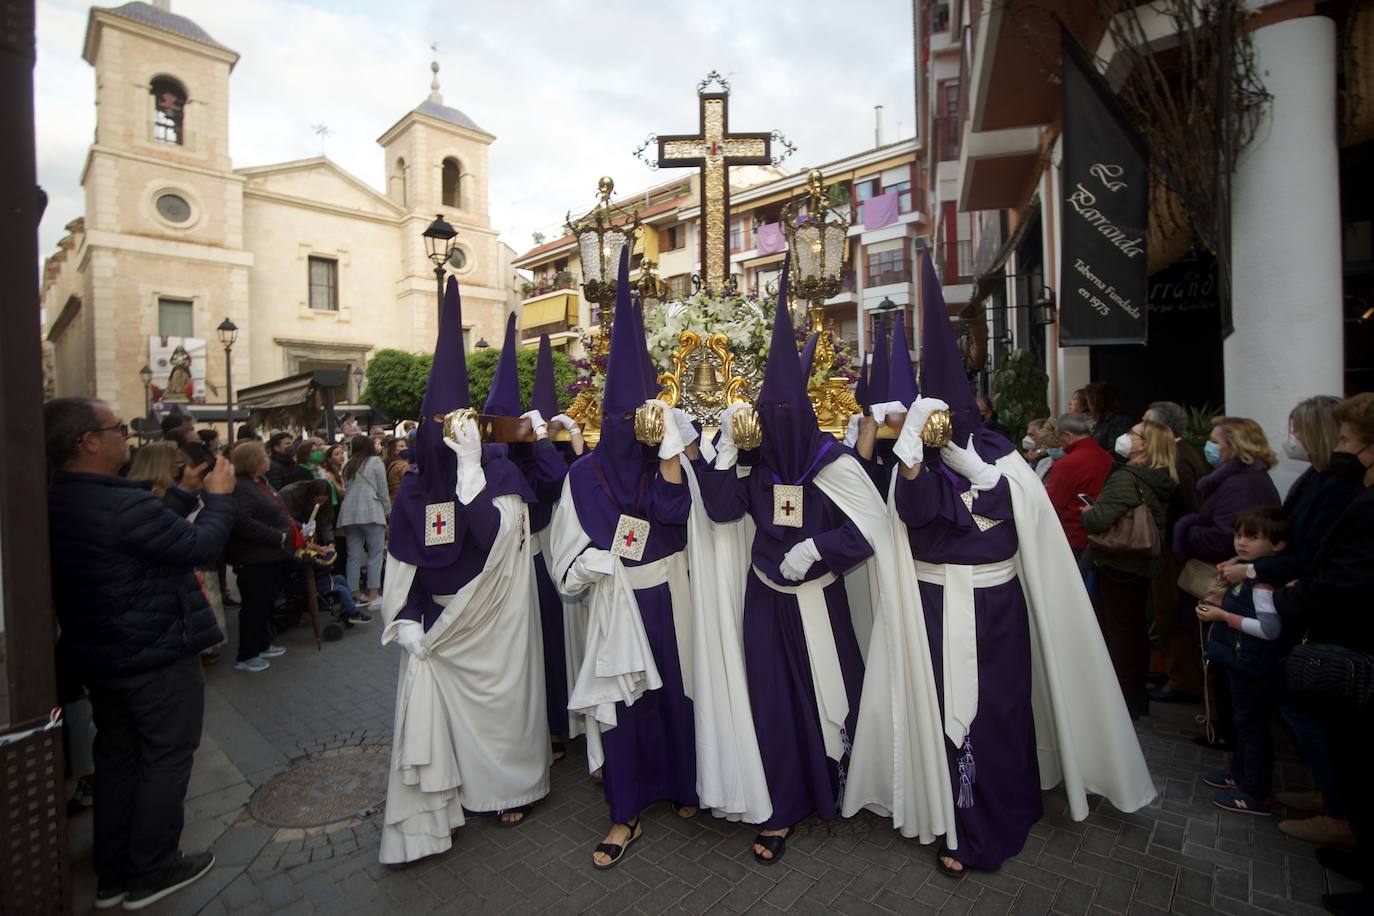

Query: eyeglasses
[88,422,129,439]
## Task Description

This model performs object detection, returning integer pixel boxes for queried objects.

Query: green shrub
[989,349,1050,444]
[361,345,576,421]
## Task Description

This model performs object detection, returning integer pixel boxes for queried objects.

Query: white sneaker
[234,657,270,672]
[260,645,287,658]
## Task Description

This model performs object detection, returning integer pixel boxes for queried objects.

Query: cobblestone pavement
[68,605,1360,915]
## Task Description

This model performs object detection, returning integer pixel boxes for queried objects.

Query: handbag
[1087,478,1161,559]
[1178,559,1223,600]
[1284,640,1374,709]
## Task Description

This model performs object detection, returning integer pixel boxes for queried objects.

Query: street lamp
[474,338,490,349]
[782,168,851,332]
[216,317,238,442]
[138,364,153,443]
[567,177,639,347]
[423,213,458,318]
[1032,286,1057,326]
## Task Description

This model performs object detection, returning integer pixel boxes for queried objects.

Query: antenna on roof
[311,123,332,156]
[428,43,443,105]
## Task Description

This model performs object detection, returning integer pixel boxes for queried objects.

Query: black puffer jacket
[48,471,234,678]
[225,474,293,567]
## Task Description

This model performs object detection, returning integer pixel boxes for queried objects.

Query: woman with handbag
[1081,420,1177,718]
[225,441,299,672]
[1273,393,1374,916]
[337,435,391,607]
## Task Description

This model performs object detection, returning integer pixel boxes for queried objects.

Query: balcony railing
[524,318,575,339]
[933,116,962,162]
[520,271,577,300]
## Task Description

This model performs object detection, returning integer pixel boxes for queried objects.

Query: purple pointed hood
[575,248,651,513]
[868,314,892,406]
[758,256,835,482]
[530,334,558,418]
[855,353,870,409]
[389,277,531,570]
[799,331,820,381]
[887,311,918,405]
[483,312,522,417]
[632,294,658,400]
[917,249,1012,458]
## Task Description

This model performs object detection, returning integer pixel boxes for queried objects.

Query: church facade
[40,1,517,428]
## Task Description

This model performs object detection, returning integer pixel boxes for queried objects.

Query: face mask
[1203,440,1224,467]
[397,447,411,461]
[1329,447,1371,481]
[1021,436,1036,450]
[1282,436,1308,463]
[1114,433,1133,459]
[309,450,325,464]
[1047,447,1066,460]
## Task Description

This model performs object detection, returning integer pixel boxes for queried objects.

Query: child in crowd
[1197,506,1291,815]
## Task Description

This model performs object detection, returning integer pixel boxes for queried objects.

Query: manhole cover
[249,744,391,828]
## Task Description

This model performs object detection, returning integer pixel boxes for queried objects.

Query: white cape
[998,453,1158,817]
[377,493,551,864]
[680,459,772,824]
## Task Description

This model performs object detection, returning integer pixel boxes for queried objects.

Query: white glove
[941,434,1002,494]
[893,396,950,469]
[393,620,427,659]
[443,414,486,505]
[520,410,549,440]
[551,413,580,435]
[301,519,317,540]
[648,399,685,460]
[670,408,699,449]
[843,414,861,448]
[714,403,752,470]
[779,538,822,582]
[870,401,907,426]
[565,547,616,594]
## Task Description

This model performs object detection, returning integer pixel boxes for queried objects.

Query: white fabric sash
[914,557,1017,747]
[751,566,849,761]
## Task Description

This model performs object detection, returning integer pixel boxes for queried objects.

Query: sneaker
[93,885,125,910]
[1201,769,1238,790]
[259,645,287,658]
[121,852,214,911]
[234,657,270,672]
[349,612,373,624]
[1279,815,1357,847]
[1213,788,1272,816]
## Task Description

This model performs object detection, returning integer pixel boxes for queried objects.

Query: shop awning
[521,293,575,329]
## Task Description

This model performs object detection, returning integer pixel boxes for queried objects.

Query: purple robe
[513,440,573,738]
[895,459,1043,869]
[567,458,698,824]
[696,452,869,830]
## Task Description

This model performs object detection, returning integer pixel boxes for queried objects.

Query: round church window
[156,193,192,223]
[448,247,467,270]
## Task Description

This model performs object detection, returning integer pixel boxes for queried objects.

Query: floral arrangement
[564,293,858,398]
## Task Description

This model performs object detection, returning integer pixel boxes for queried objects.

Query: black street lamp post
[216,318,239,442]
[422,214,458,319]
[138,364,153,442]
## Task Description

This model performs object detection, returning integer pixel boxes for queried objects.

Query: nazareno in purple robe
[895,250,1043,869]
[562,248,697,824]
[695,450,869,829]
[514,439,572,737]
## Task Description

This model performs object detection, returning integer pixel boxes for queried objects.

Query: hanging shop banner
[1059,29,1149,346]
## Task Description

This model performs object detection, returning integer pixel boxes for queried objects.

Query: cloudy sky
[35,0,915,263]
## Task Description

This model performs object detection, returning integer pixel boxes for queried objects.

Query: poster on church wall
[1059,30,1149,346]
[147,336,207,404]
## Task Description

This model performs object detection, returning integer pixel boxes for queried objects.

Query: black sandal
[752,829,790,865]
[935,845,966,879]
[592,818,641,870]
[495,805,532,828]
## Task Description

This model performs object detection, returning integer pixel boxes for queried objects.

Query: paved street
[68,608,1360,916]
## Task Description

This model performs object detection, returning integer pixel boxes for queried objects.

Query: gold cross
[657,87,772,296]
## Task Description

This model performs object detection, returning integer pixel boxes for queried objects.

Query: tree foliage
[989,349,1050,443]
[361,346,577,421]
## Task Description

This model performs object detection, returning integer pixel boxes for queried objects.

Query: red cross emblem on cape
[424,501,457,546]
[611,514,650,562]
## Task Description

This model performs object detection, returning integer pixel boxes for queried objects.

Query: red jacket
[1045,436,1114,550]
